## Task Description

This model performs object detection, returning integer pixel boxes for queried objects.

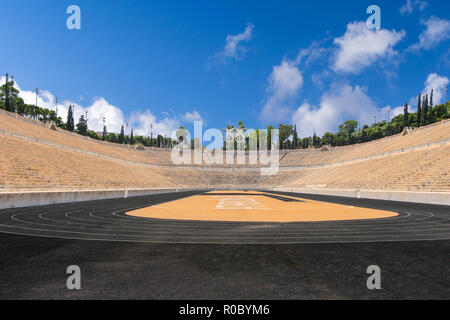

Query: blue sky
[0,0,449,137]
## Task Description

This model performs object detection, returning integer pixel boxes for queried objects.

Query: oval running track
[0,190,449,244]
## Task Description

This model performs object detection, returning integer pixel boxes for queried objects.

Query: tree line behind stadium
[1,74,449,150]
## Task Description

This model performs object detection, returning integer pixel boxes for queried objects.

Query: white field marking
[215,196,271,210]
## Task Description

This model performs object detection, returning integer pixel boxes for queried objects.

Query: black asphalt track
[0,190,448,244]
[0,191,449,299]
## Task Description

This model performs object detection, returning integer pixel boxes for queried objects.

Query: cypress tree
[293,124,298,149]
[422,95,428,126]
[362,125,367,142]
[67,105,75,131]
[267,126,273,151]
[417,94,421,127]
[5,74,10,112]
[446,85,449,119]
[158,135,162,148]
[130,129,134,145]
[429,89,434,122]
[119,125,125,144]
[403,101,409,129]
[430,89,434,108]
[102,125,107,141]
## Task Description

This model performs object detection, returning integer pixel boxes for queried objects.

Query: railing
[1,128,449,172]
[280,118,450,154]
[3,108,449,154]
[0,109,172,152]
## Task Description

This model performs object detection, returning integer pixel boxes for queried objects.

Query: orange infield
[127,191,399,222]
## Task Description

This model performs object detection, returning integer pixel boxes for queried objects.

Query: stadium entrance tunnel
[126,191,399,222]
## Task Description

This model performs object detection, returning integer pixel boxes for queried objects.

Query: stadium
[1,0,449,302]
[0,106,449,299]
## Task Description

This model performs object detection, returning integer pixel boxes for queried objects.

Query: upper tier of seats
[1,109,449,192]
[280,122,450,167]
[0,110,175,166]
[1,109,449,169]
[261,143,450,191]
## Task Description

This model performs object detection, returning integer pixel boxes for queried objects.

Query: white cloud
[292,84,380,137]
[311,70,332,89]
[333,21,405,74]
[422,73,449,105]
[183,110,203,123]
[292,102,338,138]
[82,98,124,133]
[260,60,303,123]
[214,23,254,63]
[409,16,450,51]
[405,73,450,110]
[1,77,197,136]
[399,0,428,16]
[293,40,330,66]
[0,76,125,133]
[260,23,406,125]
[129,110,180,138]
[290,75,445,139]
[259,40,332,124]
[382,105,405,120]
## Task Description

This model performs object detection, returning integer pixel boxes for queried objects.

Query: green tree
[67,105,75,131]
[278,124,293,148]
[13,98,26,115]
[336,120,358,145]
[322,132,334,146]
[76,115,88,136]
[267,125,274,150]
[190,136,202,150]
[403,101,409,129]
[430,89,434,109]
[422,95,429,126]
[312,133,320,147]
[119,125,125,144]
[176,126,188,146]
[292,124,299,149]
[87,130,100,140]
[223,124,233,151]
[417,94,422,127]
[157,134,165,148]
[446,85,449,118]
[247,129,259,151]
[429,101,448,121]
[102,125,107,141]
[0,77,20,112]
[237,120,250,150]
[130,129,134,145]
[302,137,312,148]
[107,133,118,143]
[361,125,369,143]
